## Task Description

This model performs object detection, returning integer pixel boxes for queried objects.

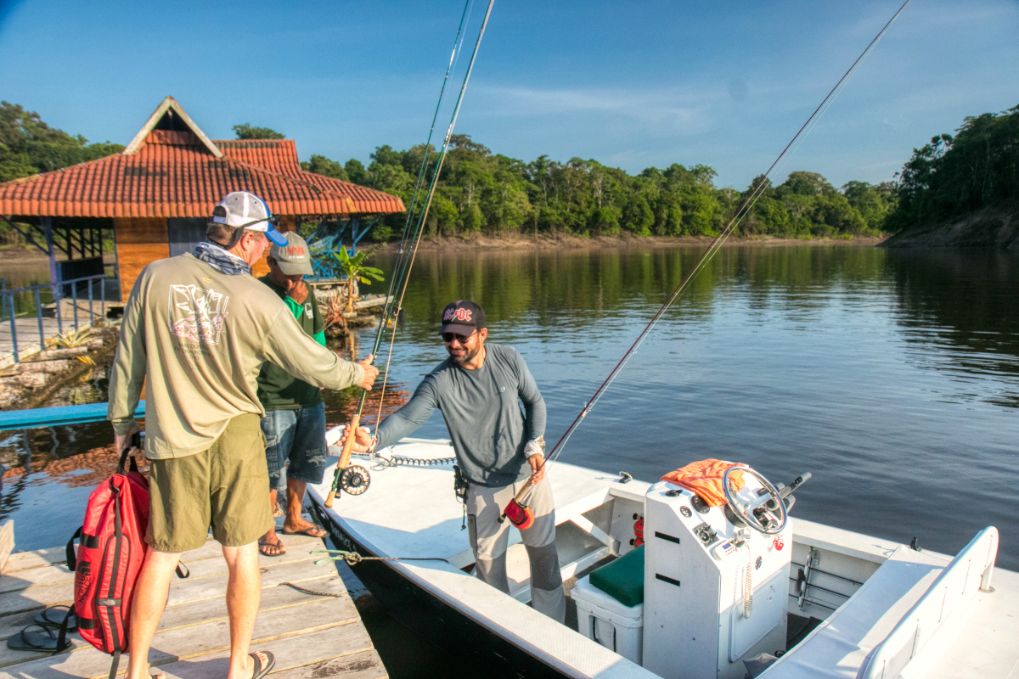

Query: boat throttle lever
[765,472,812,513]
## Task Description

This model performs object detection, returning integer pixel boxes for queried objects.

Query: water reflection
[376,245,1019,569]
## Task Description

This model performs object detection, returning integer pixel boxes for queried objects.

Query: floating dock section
[0,531,387,678]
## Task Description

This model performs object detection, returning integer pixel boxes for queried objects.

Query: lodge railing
[1,274,113,364]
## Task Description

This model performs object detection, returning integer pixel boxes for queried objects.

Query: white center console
[642,477,793,678]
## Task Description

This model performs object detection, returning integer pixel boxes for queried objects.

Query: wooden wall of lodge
[113,217,296,303]
[114,217,168,303]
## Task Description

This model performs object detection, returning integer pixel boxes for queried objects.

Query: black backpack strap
[117,432,142,474]
[108,649,121,679]
[55,606,74,655]
[65,527,82,572]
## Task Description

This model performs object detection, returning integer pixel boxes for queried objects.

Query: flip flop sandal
[258,537,286,557]
[250,650,275,678]
[33,605,77,632]
[281,524,327,538]
[6,623,72,653]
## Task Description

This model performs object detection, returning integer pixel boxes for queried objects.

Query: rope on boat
[504,0,913,516]
[371,455,458,471]
[312,549,450,567]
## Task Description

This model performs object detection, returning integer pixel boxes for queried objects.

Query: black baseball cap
[440,300,486,335]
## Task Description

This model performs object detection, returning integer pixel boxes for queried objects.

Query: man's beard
[448,342,483,365]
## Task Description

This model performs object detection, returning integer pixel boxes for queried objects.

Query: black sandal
[249,650,275,678]
[33,605,77,632]
[6,623,72,653]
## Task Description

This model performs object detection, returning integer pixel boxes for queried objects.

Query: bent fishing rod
[325,0,495,507]
[501,0,912,528]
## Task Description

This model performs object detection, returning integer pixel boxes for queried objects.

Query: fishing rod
[325,0,496,507]
[502,0,913,528]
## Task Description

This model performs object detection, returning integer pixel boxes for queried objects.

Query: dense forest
[302,139,896,241]
[3,101,1017,246]
[887,105,1019,231]
[0,102,123,183]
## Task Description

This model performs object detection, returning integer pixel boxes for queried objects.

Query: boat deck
[0,531,387,678]
[310,439,1019,679]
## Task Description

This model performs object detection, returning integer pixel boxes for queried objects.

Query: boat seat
[590,546,645,607]
[760,527,998,679]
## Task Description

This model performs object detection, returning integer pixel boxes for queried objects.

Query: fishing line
[326,0,496,506]
[379,0,474,328]
[371,0,476,425]
[503,0,911,520]
[372,0,496,421]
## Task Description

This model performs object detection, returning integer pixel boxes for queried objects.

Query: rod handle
[338,414,361,470]
[324,466,341,508]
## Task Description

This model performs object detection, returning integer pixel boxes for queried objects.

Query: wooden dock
[0,532,387,678]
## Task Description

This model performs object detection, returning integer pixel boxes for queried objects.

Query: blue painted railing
[0,401,145,431]
[1,274,113,363]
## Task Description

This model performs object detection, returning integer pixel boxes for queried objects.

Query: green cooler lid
[589,545,645,608]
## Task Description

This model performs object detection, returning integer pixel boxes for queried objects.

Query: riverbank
[365,233,886,254]
[0,326,119,411]
[882,205,1019,249]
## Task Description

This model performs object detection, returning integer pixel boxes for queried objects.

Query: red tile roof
[0,104,404,219]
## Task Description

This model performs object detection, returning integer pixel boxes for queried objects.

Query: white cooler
[572,574,644,663]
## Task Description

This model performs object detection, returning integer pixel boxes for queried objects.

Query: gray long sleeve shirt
[375,344,546,487]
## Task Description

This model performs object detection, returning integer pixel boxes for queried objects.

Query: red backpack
[64,435,186,676]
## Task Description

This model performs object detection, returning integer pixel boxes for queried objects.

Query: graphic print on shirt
[168,284,230,345]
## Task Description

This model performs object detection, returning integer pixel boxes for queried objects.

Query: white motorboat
[306,434,1015,679]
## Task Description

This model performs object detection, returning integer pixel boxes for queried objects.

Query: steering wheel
[722,465,787,535]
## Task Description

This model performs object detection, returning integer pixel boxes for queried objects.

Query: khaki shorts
[147,413,273,553]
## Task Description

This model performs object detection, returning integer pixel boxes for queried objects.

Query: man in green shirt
[257,232,330,556]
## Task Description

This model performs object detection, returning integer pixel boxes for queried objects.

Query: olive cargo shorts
[147,413,273,553]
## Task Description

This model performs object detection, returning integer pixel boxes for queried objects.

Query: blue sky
[1,0,1016,189]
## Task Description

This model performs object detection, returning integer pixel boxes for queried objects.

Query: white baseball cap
[211,191,288,247]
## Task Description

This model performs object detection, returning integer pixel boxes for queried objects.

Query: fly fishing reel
[339,465,371,495]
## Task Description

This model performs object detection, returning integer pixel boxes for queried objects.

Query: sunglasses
[441,331,475,344]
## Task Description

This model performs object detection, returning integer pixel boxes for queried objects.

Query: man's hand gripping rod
[324,413,360,508]
[325,353,376,508]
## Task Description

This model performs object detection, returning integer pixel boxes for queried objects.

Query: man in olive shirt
[257,232,330,556]
[108,192,378,679]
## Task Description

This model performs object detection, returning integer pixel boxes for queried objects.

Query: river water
[1,244,1017,591]
[371,244,1019,570]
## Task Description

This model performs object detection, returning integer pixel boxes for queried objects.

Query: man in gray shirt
[348,300,565,621]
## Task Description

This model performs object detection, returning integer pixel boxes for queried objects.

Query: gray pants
[466,478,566,623]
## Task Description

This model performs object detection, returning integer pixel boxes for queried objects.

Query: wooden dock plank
[2,594,373,677]
[0,548,64,575]
[0,576,359,670]
[270,648,388,679]
[136,624,380,679]
[0,533,386,678]
[0,535,328,611]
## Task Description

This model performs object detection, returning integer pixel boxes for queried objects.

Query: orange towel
[660,458,745,507]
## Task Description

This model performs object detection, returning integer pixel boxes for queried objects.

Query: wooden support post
[0,520,13,575]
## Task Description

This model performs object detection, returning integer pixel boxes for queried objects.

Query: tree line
[3,101,1016,245]
[887,105,1019,231]
[302,137,895,241]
